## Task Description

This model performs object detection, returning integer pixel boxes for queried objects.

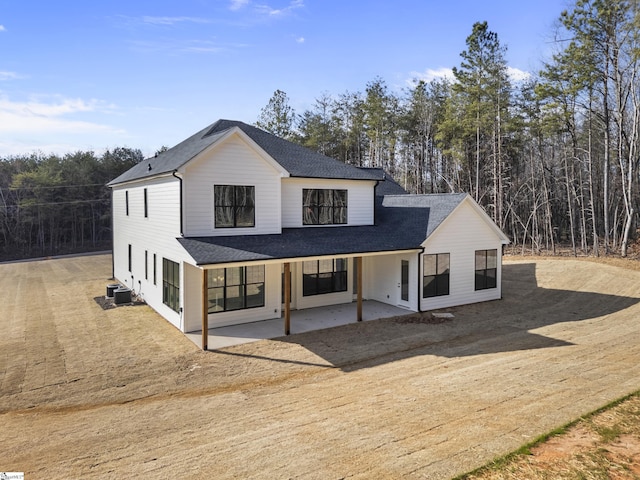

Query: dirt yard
[2,254,640,479]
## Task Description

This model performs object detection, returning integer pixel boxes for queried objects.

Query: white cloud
[229,0,250,10]
[296,36,304,43]
[507,66,532,83]
[0,95,123,136]
[0,25,6,32]
[0,71,23,81]
[141,16,211,26]
[409,66,531,86]
[0,95,128,155]
[240,0,304,18]
[409,67,455,85]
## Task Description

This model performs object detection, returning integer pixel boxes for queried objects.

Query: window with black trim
[153,253,157,285]
[475,249,497,290]
[145,250,148,280]
[214,185,255,228]
[303,258,348,296]
[207,265,265,313]
[163,258,180,312]
[144,188,148,218]
[303,189,347,225]
[125,191,129,216]
[128,244,132,272]
[423,253,450,298]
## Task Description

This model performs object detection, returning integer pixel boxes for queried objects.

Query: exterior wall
[365,253,419,311]
[182,135,283,236]
[281,178,375,228]
[183,262,282,331]
[183,262,203,332]
[292,257,354,310]
[419,199,504,312]
[111,176,190,330]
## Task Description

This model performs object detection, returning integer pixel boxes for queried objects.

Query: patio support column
[284,262,291,335]
[202,268,208,351]
[356,256,363,322]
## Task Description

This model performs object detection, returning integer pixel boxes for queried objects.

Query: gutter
[172,170,184,236]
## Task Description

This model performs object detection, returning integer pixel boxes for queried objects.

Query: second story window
[214,185,255,228]
[303,189,347,225]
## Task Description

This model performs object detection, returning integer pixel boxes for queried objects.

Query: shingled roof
[108,119,379,186]
[177,193,468,266]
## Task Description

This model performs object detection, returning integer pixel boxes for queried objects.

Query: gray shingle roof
[108,119,379,186]
[178,193,468,265]
[358,167,409,196]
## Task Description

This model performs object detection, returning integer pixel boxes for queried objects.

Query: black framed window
[423,253,450,298]
[214,185,255,228]
[128,244,132,272]
[207,265,265,313]
[303,189,347,225]
[475,249,497,290]
[145,250,148,280]
[144,188,148,218]
[163,258,180,312]
[125,191,129,216]
[303,258,348,296]
[153,253,157,285]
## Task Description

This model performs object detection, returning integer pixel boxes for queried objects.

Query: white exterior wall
[281,178,375,227]
[292,257,354,310]
[365,253,419,311]
[183,262,282,331]
[182,135,283,236]
[419,199,504,311]
[112,176,190,330]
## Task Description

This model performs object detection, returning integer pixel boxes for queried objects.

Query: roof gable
[108,119,379,186]
[419,194,510,245]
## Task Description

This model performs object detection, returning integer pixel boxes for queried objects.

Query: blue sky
[0,0,569,157]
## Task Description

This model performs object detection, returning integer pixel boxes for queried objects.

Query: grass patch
[453,390,640,480]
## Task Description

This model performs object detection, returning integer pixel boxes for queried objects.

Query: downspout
[110,187,115,280]
[172,170,184,236]
[373,180,380,225]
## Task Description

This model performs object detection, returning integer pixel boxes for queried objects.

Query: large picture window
[163,258,180,313]
[303,189,347,225]
[423,253,450,298]
[208,265,265,313]
[303,258,348,296]
[475,249,497,290]
[214,185,255,228]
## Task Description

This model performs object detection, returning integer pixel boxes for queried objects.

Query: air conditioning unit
[114,287,132,305]
[106,283,121,297]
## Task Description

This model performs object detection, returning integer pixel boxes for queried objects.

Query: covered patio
[185,300,412,349]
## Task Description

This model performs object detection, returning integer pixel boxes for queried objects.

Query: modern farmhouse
[108,119,509,349]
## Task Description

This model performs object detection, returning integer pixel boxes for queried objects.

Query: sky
[0,0,571,158]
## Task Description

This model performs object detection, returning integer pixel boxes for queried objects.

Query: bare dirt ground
[2,253,640,479]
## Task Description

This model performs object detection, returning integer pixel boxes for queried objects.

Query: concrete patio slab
[185,300,412,349]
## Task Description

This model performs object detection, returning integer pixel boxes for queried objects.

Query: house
[108,119,509,349]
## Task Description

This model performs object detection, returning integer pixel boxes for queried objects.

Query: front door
[400,260,409,303]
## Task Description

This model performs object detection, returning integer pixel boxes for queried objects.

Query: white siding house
[108,119,509,349]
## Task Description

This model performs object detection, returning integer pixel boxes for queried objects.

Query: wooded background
[1,0,639,261]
